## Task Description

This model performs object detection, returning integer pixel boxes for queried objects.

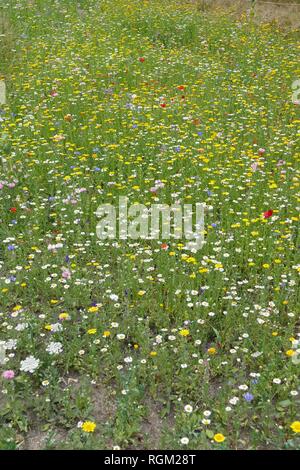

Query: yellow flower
[179,329,190,337]
[208,347,216,355]
[13,305,22,311]
[150,351,157,357]
[214,433,225,443]
[88,306,99,313]
[137,290,146,296]
[81,421,96,433]
[290,421,300,433]
[103,331,110,337]
[199,268,209,273]
[286,350,295,357]
[262,263,270,269]
[186,256,197,264]
[87,328,97,335]
[59,313,69,320]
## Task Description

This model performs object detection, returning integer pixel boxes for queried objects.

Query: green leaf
[278,400,292,408]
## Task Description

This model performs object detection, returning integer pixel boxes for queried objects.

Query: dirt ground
[190,0,300,28]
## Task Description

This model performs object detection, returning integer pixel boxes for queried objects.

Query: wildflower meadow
[0,0,299,452]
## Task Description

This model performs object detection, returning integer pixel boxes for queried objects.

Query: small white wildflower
[180,437,189,445]
[229,397,239,405]
[184,404,193,413]
[238,384,248,391]
[202,418,211,425]
[20,355,40,373]
[109,294,119,301]
[46,341,63,355]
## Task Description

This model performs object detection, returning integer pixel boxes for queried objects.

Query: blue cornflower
[243,392,254,402]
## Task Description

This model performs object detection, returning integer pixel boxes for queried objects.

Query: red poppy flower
[177,85,185,91]
[263,210,273,219]
[139,57,145,62]
[9,207,17,213]
[161,243,168,250]
[160,103,167,108]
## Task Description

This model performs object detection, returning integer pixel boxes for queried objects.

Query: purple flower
[243,392,254,402]
[8,245,15,251]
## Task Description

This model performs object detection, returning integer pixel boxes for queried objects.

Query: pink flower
[2,370,15,380]
[251,162,258,172]
[258,148,265,155]
[61,268,71,279]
